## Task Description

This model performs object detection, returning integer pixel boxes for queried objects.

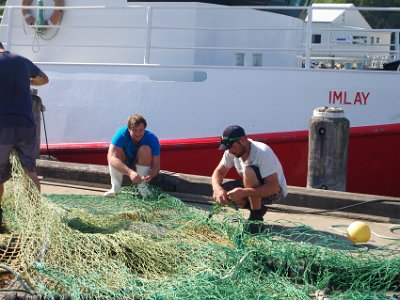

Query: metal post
[5,6,14,50]
[144,6,153,64]
[395,30,400,61]
[304,5,313,69]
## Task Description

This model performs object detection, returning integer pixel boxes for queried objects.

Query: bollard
[31,88,44,159]
[307,107,350,191]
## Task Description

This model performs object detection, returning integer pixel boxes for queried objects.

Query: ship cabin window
[352,36,367,45]
[370,37,374,45]
[312,34,321,44]
[376,37,381,44]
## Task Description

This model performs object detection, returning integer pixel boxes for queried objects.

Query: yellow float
[347,221,371,243]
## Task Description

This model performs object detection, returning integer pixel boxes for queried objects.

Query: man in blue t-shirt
[104,114,161,197]
[0,41,49,229]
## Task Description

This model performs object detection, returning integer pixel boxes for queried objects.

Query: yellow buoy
[347,221,371,243]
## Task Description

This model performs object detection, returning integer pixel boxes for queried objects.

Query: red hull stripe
[41,123,400,151]
[39,123,400,197]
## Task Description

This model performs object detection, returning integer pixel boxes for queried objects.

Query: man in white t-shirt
[211,125,287,233]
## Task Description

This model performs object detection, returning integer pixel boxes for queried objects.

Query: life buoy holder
[21,0,64,26]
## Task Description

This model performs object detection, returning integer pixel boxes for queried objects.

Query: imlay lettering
[328,90,370,105]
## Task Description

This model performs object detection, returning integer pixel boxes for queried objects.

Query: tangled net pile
[1,153,399,299]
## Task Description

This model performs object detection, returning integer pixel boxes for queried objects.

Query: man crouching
[104,114,160,198]
[211,125,287,233]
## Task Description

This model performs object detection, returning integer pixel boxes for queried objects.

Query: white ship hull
[1,1,399,196]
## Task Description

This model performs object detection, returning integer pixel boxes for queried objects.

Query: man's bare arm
[211,163,230,203]
[31,70,49,86]
[145,155,160,181]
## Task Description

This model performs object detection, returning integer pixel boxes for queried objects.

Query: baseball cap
[218,125,245,150]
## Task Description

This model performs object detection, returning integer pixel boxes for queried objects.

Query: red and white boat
[1,0,399,197]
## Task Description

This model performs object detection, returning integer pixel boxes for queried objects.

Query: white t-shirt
[220,139,288,196]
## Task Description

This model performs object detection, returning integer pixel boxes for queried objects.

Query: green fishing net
[0,153,399,299]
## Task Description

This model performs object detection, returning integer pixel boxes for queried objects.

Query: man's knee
[136,145,152,165]
[243,166,260,187]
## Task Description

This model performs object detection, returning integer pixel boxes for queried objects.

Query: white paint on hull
[37,63,399,144]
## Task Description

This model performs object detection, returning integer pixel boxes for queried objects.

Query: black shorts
[0,126,37,183]
[222,165,285,205]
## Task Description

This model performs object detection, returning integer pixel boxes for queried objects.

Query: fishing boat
[0,0,399,197]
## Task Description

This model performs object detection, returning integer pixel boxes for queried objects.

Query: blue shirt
[0,51,41,128]
[111,126,160,161]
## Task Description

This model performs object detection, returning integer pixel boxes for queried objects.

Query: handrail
[1,4,399,69]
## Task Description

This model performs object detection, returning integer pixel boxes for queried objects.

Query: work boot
[104,189,117,198]
[249,205,268,221]
[104,165,123,198]
[245,205,268,234]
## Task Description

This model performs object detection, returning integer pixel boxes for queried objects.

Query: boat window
[353,36,368,45]
[312,34,321,44]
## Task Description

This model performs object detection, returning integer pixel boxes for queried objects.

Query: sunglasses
[220,136,241,148]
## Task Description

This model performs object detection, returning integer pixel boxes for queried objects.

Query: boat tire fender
[22,0,64,26]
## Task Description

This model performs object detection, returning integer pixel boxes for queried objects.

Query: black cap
[218,125,245,150]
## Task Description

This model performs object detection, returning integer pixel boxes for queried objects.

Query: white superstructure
[308,4,392,67]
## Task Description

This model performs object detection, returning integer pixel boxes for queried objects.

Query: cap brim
[218,144,228,151]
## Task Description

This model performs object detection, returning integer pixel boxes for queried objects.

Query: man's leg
[15,126,41,197]
[135,145,151,197]
[0,183,3,231]
[24,169,41,192]
[136,145,151,177]
[0,183,3,202]
[243,166,268,234]
[0,131,13,230]
[243,166,263,211]
[104,164,124,197]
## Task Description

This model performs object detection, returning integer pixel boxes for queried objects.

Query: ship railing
[0,4,399,70]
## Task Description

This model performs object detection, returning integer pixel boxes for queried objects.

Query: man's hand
[128,170,142,184]
[141,174,152,182]
[213,188,229,205]
[227,187,247,202]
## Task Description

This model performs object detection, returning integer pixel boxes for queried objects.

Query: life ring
[21,0,64,26]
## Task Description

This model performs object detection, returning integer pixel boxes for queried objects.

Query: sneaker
[104,189,116,198]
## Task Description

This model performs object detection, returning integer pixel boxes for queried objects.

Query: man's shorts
[222,165,285,205]
[0,126,37,183]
